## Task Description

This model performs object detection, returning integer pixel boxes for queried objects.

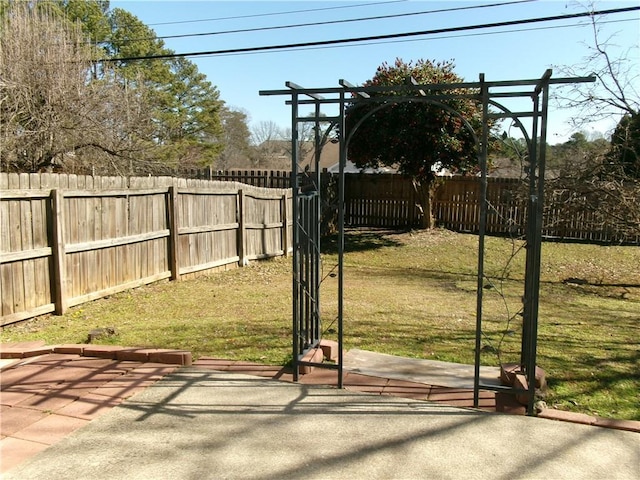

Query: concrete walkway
[4,367,639,480]
[344,348,503,389]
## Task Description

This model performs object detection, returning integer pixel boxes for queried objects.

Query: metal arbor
[260,70,594,415]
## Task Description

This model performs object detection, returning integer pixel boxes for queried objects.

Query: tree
[247,117,334,170]
[249,120,287,168]
[217,107,252,170]
[154,56,224,170]
[282,113,335,171]
[250,120,282,146]
[0,2,154,174]
[345,58,484,227]
[608,113,639,178]
[103,7,224,172]
[58,0,111,48]
[1,1,226,175]
[550,6,640,239]
[546,132,608,177]
[554,3,638,176]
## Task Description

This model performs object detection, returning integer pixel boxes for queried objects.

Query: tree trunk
[413,177,435,229]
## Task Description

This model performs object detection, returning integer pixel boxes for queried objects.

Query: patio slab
[344,348,502,388]
[4,368,638,480]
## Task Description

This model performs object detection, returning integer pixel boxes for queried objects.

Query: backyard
[2,228,639,421]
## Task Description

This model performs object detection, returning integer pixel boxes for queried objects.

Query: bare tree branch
[1,4,160,175]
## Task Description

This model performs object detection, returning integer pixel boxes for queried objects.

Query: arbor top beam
[260,72,595,100]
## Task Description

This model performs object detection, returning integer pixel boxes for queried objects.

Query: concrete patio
[1,342,638,479]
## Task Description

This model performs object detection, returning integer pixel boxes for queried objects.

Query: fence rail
[0,173,292,326]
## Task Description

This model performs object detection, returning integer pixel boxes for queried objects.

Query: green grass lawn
[2,229,639,420]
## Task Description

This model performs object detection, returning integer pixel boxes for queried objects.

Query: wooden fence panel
[209,169,292,189]
[18,175,35,314]
[344,174,420,228]
[244,191,286,260]
[1,173,292,325]
[433,177,640,243]
[0,186,55,322]
[60,188,170,309]
[435,177,525,234]
[207,170,637,242]
[30,183,51,316]
[177,189,239,275]
[1,175,19,318]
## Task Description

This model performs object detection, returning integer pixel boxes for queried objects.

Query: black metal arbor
[260,70,593,415]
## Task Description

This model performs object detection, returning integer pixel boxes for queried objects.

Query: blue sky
[110,0,639,144]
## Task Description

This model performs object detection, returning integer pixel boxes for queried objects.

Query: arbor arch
[345,97,481,149]
[345,97,483,228]
[260,71,594,415]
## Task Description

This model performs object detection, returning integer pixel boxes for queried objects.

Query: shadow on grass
[321,228,406,254]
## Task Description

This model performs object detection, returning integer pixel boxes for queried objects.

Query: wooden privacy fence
[346,174,638,243]
[0,173,292,326]
[195,170,638,243]
[434,177,525,235]
[433,176,640,243]
[185,167,292,189]
[344,174,420,228]
[339,174,527,232]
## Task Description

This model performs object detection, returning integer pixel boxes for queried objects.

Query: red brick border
[538,409,640,433]
[1,343,192,366]
[3,343,637,433]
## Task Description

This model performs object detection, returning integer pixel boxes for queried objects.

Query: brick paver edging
[538,408,640,433]
[2,342,638,433]
[0,343,192,366]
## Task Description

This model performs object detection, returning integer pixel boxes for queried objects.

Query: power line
[202,18,637,59]
[117,0,537,45]
[378,17,639,50]
[102,6,640,63]
[146,0,408,27]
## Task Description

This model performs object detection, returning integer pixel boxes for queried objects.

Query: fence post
[51,189,67,314]
[168,185,180,280]
[237,189,246,266]
[282,191,290,256]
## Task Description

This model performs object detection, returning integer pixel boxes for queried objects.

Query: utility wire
[206,18,636,58]
[146,0,409,26]
[116,0,537,44]
[102,6,640,63]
